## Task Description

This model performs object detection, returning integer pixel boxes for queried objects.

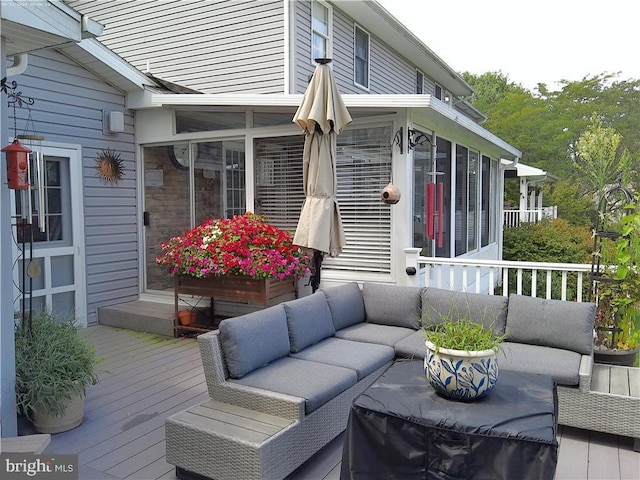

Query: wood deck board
[26,325,638,480]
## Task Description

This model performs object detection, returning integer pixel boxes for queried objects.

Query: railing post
[404,248,421,287]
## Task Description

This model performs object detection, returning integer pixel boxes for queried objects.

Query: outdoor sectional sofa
[166,282,597,480]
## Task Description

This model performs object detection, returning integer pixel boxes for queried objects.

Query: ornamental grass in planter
[423,319,506,401]
[15,311,101,433]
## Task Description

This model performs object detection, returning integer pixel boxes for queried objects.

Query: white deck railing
[404,248,591,302]
[504,206,558,227]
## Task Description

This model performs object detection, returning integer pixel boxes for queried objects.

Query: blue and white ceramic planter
[424,340,499,401]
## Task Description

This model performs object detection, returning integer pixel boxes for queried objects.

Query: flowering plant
[156,212,310,280]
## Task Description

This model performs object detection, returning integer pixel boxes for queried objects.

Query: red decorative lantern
[2,139,31,190]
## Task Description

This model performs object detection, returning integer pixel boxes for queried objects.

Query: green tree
[572,114,634,202]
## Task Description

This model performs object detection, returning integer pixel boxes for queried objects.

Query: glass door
[12,146,86,324]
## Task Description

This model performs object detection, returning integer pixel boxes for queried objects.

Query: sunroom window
[254,125,392,275]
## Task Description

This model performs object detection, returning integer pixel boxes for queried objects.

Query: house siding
[14,50,138,326]
[67,0,286,94]
[292,0,437,96]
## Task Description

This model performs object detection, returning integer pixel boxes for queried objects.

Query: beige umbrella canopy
[293,59,352,291]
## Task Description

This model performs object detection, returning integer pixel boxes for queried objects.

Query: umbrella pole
[311,250,323,293]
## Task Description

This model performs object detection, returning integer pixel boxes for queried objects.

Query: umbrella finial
[315,58,332,65]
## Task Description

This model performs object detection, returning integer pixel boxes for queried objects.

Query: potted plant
[422,318,505,401]
[15,311,101,433]
[592,195,640,366]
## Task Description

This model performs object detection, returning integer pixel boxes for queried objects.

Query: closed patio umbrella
[293,58,352,292]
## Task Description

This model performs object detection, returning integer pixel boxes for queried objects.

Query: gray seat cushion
[334,323,414,347]
[321,282,365,330]
[283,293,335,353]
[362,283,421,329]
[219,304,290,379]
[505,295,596,355]
[499,342,583,386]
[393,329,428,360]
[290,337,394,380]
[230,357,357,413]
[422,287,508,334]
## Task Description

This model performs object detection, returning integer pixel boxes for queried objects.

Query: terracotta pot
[177,309,192,326]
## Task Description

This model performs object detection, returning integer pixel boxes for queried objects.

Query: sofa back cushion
[362,283,421,329]
[321,282,365,330]
[422,288,508,334]
[219,304,291,379]
[284,293,335,353]
[505,295,596,355]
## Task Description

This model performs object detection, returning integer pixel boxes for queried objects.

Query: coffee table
[340,360,558,480]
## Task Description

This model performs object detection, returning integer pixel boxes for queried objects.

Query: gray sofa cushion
[219,304,290,379]
[499,342,583,386]
[334,322,414,348]
[284,293,335,353]
[321,282,365,330]
[505,295,596,355]
[393,329,428,360]
[421,287,508,334]
[231,357,357,413]
[290,338,394,380]
[362,283,421,329]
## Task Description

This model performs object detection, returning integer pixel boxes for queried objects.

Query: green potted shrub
[15,310,101,433]
[592,195,640,366]
[422,318,505,401]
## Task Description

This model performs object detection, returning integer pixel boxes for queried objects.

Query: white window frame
[354,24,370,90]
[312,0,332,63]
[416,70,424,94]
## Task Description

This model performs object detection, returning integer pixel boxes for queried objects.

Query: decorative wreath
[95,148,124,184]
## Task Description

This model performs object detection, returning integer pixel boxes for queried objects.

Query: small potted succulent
[423,318,505,401]
[15,311,101,433]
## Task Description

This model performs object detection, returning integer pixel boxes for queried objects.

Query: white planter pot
[424,340,499,401]
[32,390,85,433]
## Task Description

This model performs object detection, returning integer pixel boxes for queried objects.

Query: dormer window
[312,1,332,61]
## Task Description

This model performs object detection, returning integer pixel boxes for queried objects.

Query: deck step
[98,300,175,337]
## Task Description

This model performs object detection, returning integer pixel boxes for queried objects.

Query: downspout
[6,54,28,77]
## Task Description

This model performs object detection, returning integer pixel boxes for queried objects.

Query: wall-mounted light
[392,127,434,154]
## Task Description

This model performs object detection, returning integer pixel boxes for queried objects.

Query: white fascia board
[2,0,82,41]
[77,39,156,90]
[148,92,519,157]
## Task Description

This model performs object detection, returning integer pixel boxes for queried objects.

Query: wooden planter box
[174,275,297,336]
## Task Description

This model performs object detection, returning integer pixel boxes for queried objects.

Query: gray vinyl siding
[68,0,286,94]
[292,1,436,95]
[14,50,138,326]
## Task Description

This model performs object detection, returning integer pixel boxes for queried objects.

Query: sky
[376,0,640,90]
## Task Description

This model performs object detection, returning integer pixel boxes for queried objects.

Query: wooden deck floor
[24,325,640,480]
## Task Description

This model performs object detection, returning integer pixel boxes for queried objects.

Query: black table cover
[341,360,558,480]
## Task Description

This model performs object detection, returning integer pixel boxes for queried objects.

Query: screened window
[254,125,393,274]
[481,155,491,247]
[467,150,479,252]
[435,138,452,258]
[312,1,331,60]
[354,26,369,89]
[416,71,424,94]
[413,131,432,255]
[455,145,468,257]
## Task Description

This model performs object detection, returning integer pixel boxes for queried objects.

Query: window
[354,26,369,89]
[435,84,443,100]
[312,1,331,60]
[435,138,452,258]
[416,71,424,94]
[467,150,479,252]
[254,125,393,274]
[481,155,491,247]
[455,145,468,256]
